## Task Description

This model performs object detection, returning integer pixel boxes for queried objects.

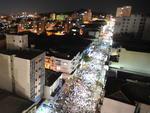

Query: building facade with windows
[44,70,63,99]
[45,52,82,74]
[33,35,92,75]
[0,49,45,102]
[6,34,28,49]
[116,6,132,17]
[114,15,150,40]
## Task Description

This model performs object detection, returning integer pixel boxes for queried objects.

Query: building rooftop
[110,48,150,76]
[45,70,62,86]
[6,32,28,36]
[81,23,102,29]
[31,34,92,60]
[0,89,34,113]
[0,49,44,60]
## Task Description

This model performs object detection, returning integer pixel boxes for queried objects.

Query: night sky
[0,0,149,15]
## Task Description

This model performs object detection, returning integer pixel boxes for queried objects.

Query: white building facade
[114,15,150,40]
[116,6,132,17]
[44,72,62,99]
[45,52,82,74]
[0,53,13,92]
[0,50,45,102]
[6,34,28,49]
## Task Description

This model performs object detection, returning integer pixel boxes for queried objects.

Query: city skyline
[0,1,150,112]
[0,0,149,15]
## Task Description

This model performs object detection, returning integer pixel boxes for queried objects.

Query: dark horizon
[0,0,149,15]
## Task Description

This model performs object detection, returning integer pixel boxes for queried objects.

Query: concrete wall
[142,17,150,41]
[45,53,81,74]
[32,53,45,102]
[0,54,13,92]
[139,104,150,113]
[13,57,31,99]
[44,74,62,99]
[6,34,28,49]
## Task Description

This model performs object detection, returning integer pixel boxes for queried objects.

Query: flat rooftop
[6,32,28,36]
[45,70,62,86]
[0,89,34,113]
[110,48,150,76]
[0,49,44,60]
[101,98,135,113]
[31,34,92,60]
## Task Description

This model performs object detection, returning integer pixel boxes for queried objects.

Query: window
[55,60,61,65]
[39,59,42,62]
[63,62,68,66]
[19,40,22,43]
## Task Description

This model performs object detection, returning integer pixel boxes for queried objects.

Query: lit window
[63,62,67,66]
[57,66,61,71]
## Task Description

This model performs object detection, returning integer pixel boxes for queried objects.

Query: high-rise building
[50,13,56,20]
[0,49,45,102]
[116,6,132,17]
[37,21,46,35]
[6,34,28,50]
[83,9,92,23]
[114,14,150,40]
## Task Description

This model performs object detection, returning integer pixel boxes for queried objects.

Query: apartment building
[45,51,82,74]
[114,14,150,40]
[116,6,132,17]
[33,35,91,74]
[0,49,45,102]
[44,70,62,99]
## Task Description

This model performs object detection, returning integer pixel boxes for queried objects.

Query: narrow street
[36,19,115,113]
